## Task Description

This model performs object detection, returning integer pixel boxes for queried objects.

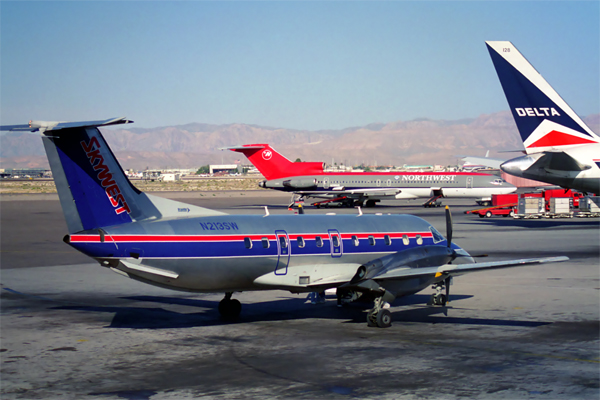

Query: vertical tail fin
[486,41,599,154]
[1,117,224,233]
[225,144,324,180]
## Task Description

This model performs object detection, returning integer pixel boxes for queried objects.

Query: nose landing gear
[430,277,451,306]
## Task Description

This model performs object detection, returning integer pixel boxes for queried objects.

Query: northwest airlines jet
[486,41,600,194]
[226,144,516,207]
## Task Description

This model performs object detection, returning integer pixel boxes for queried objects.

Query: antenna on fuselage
[264,206,270,217]
[357,207,363,216]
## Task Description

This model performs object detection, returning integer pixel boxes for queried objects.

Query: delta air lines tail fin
[486,41,600,154]
[225,144,324,180]
[1,117,224,233]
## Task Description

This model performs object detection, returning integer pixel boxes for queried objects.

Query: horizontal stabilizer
[0,117,133,132]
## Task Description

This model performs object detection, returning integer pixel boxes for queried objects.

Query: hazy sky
[1,1,598,130]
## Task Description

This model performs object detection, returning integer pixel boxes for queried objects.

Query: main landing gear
[430,278,451,306]
[218,292,242,319]
[367,296,392,328]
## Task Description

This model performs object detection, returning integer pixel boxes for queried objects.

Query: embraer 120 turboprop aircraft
[0,118,566,328]
[486,41,600,195]
[225,144,516,207]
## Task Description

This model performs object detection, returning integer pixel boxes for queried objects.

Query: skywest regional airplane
[487,41,600,195]
[226,144,517,207]
[0,118,566,328]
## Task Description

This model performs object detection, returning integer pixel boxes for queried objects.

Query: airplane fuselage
[501,143,600,194]
[67,213,468,296]
[262,172,515,200]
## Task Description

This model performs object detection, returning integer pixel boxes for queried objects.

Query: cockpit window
[430,226,445,244]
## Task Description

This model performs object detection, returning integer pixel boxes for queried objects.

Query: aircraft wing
[528,151,591,172]
[372,256,569,281]
[253,256,568,292]
[295,188,401,197]
[461,156,505,170]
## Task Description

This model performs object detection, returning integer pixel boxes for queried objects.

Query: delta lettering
[515,107,560,117]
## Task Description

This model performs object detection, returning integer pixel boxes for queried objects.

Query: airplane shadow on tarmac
[52,293,549,330]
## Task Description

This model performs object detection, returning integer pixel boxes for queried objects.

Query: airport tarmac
[1,192,599,399]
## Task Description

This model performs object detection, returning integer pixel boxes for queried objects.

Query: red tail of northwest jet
[226,144,324,180]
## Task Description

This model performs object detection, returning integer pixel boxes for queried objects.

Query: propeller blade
[445,206,453,248]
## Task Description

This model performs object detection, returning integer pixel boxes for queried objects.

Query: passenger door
[327,229,343,258]
[274,230,290,275]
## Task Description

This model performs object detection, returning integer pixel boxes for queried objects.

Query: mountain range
[1,111,598,170]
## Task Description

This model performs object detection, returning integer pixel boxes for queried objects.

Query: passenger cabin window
[384,235,392,246]
[352,235,359,246]
[416,235,423,245]
[262,237,270,248]
[368,235,376,246]
[315,236,323,247]
[297,236,305,248]
[244,237,252,249]
[332,235,340,247]
[279,236,288,249]
[402,235,409,245]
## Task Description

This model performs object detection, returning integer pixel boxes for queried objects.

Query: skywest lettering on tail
[81,136,131,215]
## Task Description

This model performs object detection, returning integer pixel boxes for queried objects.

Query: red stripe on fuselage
[70,232,433,243]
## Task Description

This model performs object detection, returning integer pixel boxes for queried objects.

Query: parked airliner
[487,41,600,194]
[226,144,516,207]
[0,118,566,327]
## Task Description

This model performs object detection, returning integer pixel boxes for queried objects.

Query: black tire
[485,211,493,218]
[376,309,392,328]
[367,313,377,327]
[438,294,447,306]
[478,214,485,218]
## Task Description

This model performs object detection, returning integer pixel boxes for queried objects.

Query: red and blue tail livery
[486,41,600,152]
[487,41,600,194]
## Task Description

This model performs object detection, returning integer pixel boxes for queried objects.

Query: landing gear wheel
[376,309,392,328]
[367,297,392,328]
[435,294,447,306]
[365,200,376,208]
[367,313,377,327]
[485,211,492,218]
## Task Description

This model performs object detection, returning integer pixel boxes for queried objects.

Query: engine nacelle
[353,245,455,283]
[282,178,318,189]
